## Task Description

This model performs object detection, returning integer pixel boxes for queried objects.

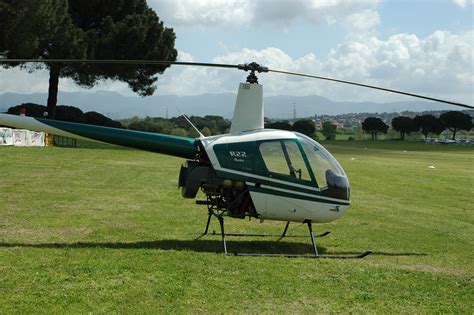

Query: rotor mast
[230,63,268,133]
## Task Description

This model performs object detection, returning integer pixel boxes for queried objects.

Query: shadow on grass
[73,144,131,150]
[0,240,426,257]
[366,251,426,257]
[0,239,318,255]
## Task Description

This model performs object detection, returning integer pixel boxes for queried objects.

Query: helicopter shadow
[0,239,320,256]
[0,239,426,257]
[72,144,130,151]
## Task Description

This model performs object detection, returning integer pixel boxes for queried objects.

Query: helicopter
[0,59,472,258]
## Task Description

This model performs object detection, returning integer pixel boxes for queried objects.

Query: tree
[170,128,188,137]
[321,121,336,140]
[129,119,163,133]
[0,0,177,119]
[8,103,87,123]
[362,117,389,140]
[7,103,48,118]
[202,115,230,134]
[413,114,445,138]
[56,106,86,123]
[391,116,416,140]
[439,111,473,140]
[1,0,87,118]
[292,119,316,137]
[266,121,292,131]
[201,127,212,137]
[0,1,82,60]
[7,103,122,127]
[84,111,122,128]
[430,118,446,136]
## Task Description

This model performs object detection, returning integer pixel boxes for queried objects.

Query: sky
[1,0,473,107]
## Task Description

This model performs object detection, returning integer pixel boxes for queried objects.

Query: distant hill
[0,91,454,119]
[0,104,7,113]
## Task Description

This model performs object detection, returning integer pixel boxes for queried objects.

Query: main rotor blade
[1,58,471,109]
[0,58,239,69]
[269,69,473,109]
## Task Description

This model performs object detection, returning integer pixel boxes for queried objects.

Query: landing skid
[233,252,372,259]
[197,211,371,259]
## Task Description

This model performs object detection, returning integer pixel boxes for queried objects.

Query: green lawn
[1,140,473,313]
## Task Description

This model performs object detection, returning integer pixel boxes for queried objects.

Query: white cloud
[149,0,379,28]
[0,67,133,97]
[177,51,194,62]
[317,30,473,102]
[344,9,380,36]
[451,0,474,7]
[149,0,253,28]
[0,69,50,94]
[1,31,472,105]
[155,30,473,105]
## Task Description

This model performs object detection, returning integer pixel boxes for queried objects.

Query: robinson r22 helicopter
[0,59,472,258]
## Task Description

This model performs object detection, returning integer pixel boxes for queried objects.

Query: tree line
[7,103,122,128]
[5,103,472,140]
[265,120,340,140]
[5,103,232,137]
[362,111,472,140]
[121,115,231,137]
[159,111,471,140]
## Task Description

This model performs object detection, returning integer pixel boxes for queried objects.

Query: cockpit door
[255,139,319,219]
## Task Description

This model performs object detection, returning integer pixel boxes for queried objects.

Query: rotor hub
[237,62,269,84]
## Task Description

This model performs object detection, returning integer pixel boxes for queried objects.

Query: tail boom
[0,114,197,159]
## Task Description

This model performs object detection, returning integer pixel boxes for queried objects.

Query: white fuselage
[200,129,350,223]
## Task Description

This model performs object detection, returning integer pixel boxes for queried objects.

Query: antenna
[293,102,296,120]
[165,105,169,119]
[176,106,205,138]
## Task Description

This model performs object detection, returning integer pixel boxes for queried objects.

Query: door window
[259,141,311,181]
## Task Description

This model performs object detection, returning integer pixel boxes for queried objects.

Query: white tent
[26,131,45,146]
[0,128,14,146]
[0,128,45,147]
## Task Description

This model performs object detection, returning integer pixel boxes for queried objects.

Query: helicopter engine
[178,160,256,219]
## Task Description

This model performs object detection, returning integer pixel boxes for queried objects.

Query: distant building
[315,119,322,129]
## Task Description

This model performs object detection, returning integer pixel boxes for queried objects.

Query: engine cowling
[178,160,256,218]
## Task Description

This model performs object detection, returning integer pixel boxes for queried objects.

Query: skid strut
[196,216,330,239]
[197,211,370,259]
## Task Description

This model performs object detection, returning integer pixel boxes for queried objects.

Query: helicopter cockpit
[202,129,350,204]
[257,133,350,200]
[296,134,350,200]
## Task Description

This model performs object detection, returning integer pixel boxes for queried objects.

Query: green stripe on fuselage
[248,186,350,205]
[215,169,349,205]
[37,118,197,159]
[215,169,318,194]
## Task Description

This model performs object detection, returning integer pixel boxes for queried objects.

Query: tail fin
[230,83,263,133]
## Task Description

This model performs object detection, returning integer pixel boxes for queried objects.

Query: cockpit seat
[323,169,350,200]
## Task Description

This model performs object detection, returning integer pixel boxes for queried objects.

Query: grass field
[1,140,473,313]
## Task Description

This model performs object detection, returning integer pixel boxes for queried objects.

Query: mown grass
[0,140,473,313]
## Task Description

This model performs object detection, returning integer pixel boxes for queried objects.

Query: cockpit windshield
[297,134,350,200]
